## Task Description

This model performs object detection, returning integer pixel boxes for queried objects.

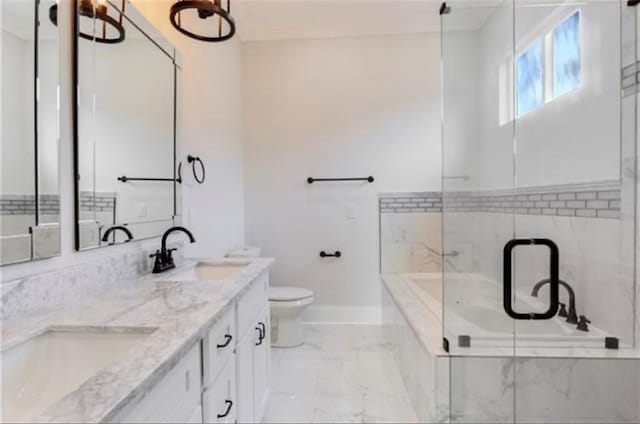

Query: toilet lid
[269,286,314,301]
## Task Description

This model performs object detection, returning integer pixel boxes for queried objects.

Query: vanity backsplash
[1,243,184,321]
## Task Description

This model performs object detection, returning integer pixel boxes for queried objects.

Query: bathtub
[402,272,616,351]
[381,272,640,423]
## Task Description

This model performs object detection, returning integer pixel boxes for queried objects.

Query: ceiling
[232,0,441,41]
[144,0,499,42]
[232,0,498,41]
[2,0,499,43]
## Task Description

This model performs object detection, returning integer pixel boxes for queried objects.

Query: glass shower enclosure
[441,0,640,422]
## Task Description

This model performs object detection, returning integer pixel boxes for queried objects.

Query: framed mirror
[1,0,61,266]
[73,0,182,250]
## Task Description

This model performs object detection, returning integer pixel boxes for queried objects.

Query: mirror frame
[71,0,182,251]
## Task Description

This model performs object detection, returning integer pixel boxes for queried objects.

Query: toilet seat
[269,287,313,302]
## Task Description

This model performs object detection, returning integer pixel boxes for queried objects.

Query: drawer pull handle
[258,322,266,338]
[217,400,233,419]
[217,334,233,349]
[255,325,264,345]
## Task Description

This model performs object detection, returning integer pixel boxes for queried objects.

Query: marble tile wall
[443,210,637,346]
[448,356,640,423]
[382,281,449,423]
[380,212,442,274]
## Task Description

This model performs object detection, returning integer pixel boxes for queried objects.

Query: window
[514,10,581,118]
[553,11,581,98]
[517,41,544,117]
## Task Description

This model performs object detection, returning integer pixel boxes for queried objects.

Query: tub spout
[531,278,578,324]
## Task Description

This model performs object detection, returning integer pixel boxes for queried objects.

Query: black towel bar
[307,176,374,184]
[118,176,180,183]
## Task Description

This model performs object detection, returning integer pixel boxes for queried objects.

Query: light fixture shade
[50,0,126,44]
[170,0,236,42]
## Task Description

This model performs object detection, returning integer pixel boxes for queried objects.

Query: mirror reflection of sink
[167,260,251,282]
[1,327,155,423]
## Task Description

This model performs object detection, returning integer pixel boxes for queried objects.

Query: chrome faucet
[531,278,578,324]
[151,226,196,273]
[101,225,134,244]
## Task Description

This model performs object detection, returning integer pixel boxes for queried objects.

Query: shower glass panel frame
[441,1,640,422]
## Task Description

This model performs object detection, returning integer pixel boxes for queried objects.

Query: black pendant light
[170,0,236,42]
[50,0,126,44]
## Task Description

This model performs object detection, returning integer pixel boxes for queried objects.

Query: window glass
[516,40,544,117]
[553,11,580,98]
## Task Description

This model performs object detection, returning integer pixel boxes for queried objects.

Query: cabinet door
[252,307,271,422]
[236,329,256,423]
[115,344,202,423]
[205,305,236,384]
[187,406,203,424]
[203,357,236,424]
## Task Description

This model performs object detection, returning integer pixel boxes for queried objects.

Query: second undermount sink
[167,260,251,282]
[1,327,155,423]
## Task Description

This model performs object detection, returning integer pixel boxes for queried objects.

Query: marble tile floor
[264,324,419,423]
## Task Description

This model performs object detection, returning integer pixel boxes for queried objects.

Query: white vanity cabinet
[116,272,270,424]
[236,273,271,423]
[114,344,202,423]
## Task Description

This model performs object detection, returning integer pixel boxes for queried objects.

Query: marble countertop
[1,257,274,423]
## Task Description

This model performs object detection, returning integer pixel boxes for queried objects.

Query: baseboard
[302,305,382,325]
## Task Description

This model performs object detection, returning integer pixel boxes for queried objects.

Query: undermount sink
[167,260,251,282]
[1,327,154,423]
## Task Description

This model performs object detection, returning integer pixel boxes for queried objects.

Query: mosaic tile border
[79,192,116,213]
[379,192,442,214]
[0,196,37,216]
[0,194,60,216]
[0,192,116,215]
[379,181,622,219]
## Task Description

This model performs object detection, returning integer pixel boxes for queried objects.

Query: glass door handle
[503,238,559,320]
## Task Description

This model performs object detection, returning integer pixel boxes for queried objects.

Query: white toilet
[269,286,314,347]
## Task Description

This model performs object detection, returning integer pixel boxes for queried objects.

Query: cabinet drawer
[203,356,236,424]
[205,305,236,383]
[117,343,202,423]
[237,272,269,337]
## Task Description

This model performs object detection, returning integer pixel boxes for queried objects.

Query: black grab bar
[118,176,180,183]
[307,176,374,184]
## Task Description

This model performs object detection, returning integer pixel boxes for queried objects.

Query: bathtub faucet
[531,278,578,324]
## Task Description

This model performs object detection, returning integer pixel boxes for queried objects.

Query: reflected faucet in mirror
[101,226,134,245]
[531,278,580,325]
[151,226,196,273]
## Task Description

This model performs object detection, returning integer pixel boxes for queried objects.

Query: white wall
[243,33,441,321]
[469,3,620,190]
[1,0,245,281]
[131,1,245,260]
